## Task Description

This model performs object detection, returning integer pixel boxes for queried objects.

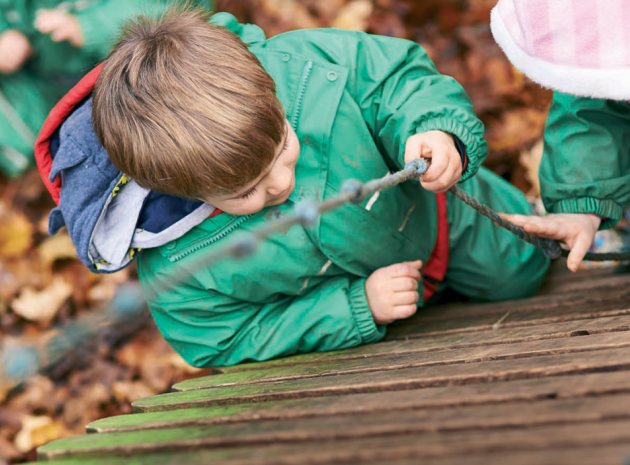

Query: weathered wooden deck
[29,264,630,465]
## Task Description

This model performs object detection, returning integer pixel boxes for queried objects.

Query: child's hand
[501,213,601,272]
[405,130,462,193]
[0,30,32,74]
[34,9,84,47]
[365,260,422,325]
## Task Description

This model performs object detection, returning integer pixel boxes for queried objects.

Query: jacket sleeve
[331,31,487,181]
[73,0,213,58]
[541,92,630,229]
[142,271,385,368]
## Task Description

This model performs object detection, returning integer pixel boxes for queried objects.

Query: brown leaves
[0,211,33,259]
[11,276,72,324]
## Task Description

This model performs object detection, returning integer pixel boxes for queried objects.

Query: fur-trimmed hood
[491,0,630,100]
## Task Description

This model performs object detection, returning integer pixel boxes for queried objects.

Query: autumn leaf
[38,233,77,270]
[14,415,67,452]
[0,212,33,259]
[11,276,73,324]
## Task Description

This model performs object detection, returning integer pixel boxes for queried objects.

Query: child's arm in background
[541,92,630,229]
[0,29,32,73]
[34,9,84,47]
[35,0,213,57]
[503,93,630,272]
[501,213,600,272]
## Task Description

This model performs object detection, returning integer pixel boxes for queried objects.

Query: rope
[448,186,630,261]
[2,158,629,388]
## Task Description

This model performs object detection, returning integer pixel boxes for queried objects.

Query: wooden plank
[26,444,630,465]
[89,373,630,432]
[203,314,630,376]
[39,415,630,460]
[387,289,630,339]
[172,330,630,391]
[133,348,630,411]
[536,265,629,296]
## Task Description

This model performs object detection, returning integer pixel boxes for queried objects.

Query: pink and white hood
[491,0,630,100]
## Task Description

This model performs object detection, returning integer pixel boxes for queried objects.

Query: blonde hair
[93,8,285,199]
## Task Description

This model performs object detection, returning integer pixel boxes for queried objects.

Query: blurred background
[0,0,556,462]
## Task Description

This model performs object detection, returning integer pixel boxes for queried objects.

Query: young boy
[491,0,630,272]
[0,0,212,177]
[36,9,549,367]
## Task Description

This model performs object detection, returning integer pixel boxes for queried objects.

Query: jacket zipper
[169,214,252,262]
[290,60,313,130]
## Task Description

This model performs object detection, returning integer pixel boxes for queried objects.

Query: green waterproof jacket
[541,92,630,229]
[137,14,489,368]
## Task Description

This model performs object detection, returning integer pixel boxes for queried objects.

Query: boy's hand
[0,30,32,74]
[405,130,462,193]
[501,213,601,272]
[34,9,84,47]
[365,260,422,325]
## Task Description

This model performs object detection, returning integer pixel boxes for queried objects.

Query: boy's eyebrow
[228,126,289,200]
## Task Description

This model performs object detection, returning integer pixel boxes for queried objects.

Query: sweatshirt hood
[35,65,216,273]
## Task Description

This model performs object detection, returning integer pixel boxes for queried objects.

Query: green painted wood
[39,414,630,460]
[89,373,630,432]
[133,347,630,411]
[172,330,630,391]
[186,314,630,377]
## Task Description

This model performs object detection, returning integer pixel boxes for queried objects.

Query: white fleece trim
[90,179,215,272]
[490,8,630,101]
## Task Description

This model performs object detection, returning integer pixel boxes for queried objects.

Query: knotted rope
[2,158,629,388]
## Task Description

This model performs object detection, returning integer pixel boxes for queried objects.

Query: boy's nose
[266,183,287,197]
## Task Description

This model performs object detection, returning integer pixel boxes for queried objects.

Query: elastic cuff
[414,117,487,182]
[550,197,623,230]
[348,279,386,344]
[451,134,468,172]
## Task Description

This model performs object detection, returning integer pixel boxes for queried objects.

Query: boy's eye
[240,188,257,199]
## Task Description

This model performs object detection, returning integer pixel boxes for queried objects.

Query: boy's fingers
[391,277,420,291]
[421,159,459,192]
[421,151,448,183]
[393,291,420,306]
[389,260,423,277]
[391,304,417,320]
[566,233,593,272]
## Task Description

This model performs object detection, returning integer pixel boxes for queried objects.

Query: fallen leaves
[14,415,67,453]
[0,211,33,259]
[11,276,73,324]
[2,1,555,462]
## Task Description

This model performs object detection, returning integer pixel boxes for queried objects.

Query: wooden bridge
[27,264,630,465]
